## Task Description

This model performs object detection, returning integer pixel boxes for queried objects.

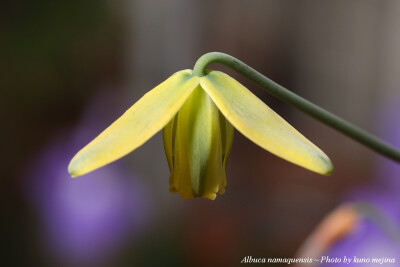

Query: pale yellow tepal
[68,70,333,200]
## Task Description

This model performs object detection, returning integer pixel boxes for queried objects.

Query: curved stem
[193,52,400,163]
[354,202,400,244]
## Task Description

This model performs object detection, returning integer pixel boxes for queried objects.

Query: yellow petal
[200,70,333,175]
[219,111,234,194]
[170,87,225,199]
[162,116,176,175]
[162,114,178,192]
[69,70,200,177]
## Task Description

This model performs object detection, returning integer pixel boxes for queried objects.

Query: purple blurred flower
[319,204,400,266]
[25,91,151,265]
[320,95,400,264]
[297,94,400,266]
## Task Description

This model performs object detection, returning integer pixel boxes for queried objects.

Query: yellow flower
[68,69,333,200]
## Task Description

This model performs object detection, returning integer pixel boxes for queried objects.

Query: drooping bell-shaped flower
[163,85,233,199]
[69,69,333,200]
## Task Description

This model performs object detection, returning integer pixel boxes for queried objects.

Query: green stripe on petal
[170,87,225,199]
[200,70,333,175]
[69,70,199,177]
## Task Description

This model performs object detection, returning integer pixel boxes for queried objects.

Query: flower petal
[219,112,234,193]
[69,70,200,177]
[162,115,176,175]
[200,71,333,175]
[162,114,178,192]
[170,87,225,199]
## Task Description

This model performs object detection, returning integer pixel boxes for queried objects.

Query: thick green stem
[193,52,400,163]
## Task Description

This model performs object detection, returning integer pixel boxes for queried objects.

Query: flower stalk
[193,52,400,163]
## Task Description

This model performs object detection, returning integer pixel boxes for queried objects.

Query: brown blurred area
[0,0,126,264]
[1,0,399,266]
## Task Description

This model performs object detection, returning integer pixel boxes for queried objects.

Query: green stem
[193,52,400,163]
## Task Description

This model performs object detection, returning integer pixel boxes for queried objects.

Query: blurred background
[1,0,400,266]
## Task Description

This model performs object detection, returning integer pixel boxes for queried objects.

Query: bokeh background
[2,0,400,266]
